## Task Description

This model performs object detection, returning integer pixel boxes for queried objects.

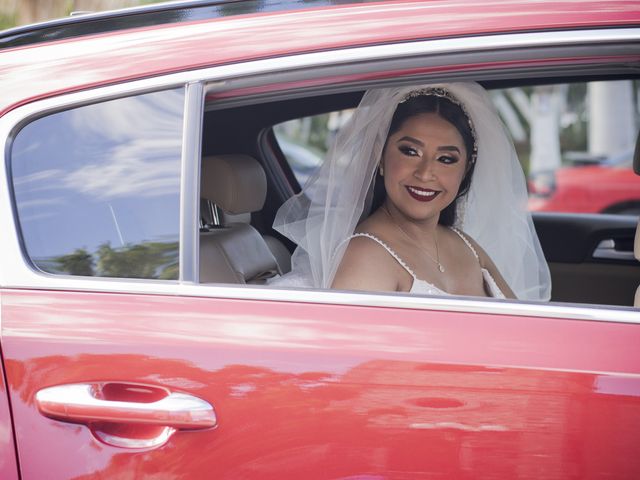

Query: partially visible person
[332,89,515,298]
[273,83,551,302]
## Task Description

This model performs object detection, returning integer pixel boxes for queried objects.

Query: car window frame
[0,27,638,324]
[8,88,187,282]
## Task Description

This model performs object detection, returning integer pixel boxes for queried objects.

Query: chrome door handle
[593,239,636,261]
[36,383,216,448]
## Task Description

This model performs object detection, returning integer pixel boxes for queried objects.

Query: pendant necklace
[382,205,445,273]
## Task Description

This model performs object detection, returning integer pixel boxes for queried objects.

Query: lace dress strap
[449,227,480,262]
[349,233,417,279]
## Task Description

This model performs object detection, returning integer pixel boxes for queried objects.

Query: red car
[1,1,639,479]
[529,150,640,214]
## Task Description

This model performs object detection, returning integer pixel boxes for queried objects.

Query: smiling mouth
[406,186,440,202]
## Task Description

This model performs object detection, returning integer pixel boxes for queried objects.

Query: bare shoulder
[447,228,491,265]
[331,234,406,292]
[448,228,517,299]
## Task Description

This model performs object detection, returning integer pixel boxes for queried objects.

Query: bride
[272,82,551,301]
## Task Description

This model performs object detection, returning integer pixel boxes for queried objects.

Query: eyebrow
[397,136,461,153]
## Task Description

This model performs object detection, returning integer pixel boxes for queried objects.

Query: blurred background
[0,0,169,28]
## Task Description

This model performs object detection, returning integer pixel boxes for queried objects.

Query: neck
[382,201,440,242]
[381,200,445,273]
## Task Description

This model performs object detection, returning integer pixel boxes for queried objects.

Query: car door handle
[593,239,636,261]
[36,382,217,448]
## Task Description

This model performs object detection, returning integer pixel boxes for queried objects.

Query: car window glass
[273,81,640,216]
[11,88,184,279]
[273,109,353,187]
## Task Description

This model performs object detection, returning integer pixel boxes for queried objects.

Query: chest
[396,243,487,297]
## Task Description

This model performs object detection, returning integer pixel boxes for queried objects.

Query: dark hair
[372,93,477,226]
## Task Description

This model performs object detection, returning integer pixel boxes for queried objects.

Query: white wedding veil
[273,82,551,301]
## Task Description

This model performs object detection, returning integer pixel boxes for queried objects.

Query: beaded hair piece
[399,87,478,164]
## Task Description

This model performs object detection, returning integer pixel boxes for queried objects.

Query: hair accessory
[399,87,478,164]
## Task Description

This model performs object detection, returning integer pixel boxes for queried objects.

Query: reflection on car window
[11,88,184,279]
[274,82,640,215]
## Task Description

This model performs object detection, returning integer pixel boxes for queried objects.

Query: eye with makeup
[398,144,421,157]
[437,154,459,165]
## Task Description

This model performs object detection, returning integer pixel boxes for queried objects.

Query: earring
[378,163,384,176]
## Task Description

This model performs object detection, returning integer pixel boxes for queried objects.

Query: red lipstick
[405,186,440,202]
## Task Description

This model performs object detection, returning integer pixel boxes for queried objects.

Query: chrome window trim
[179,81,204,284]
[1,27,639,324]
[0,281,638,324]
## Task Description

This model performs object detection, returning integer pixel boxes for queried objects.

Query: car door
[534,212,639,306]
[3,283,640,478]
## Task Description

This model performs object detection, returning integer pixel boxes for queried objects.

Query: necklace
[382,206,445,273]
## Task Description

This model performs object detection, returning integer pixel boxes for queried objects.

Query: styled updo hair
[374,91,477,226]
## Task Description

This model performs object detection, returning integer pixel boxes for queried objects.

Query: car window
[274,81,640,216]
[11,88,184,279]
[273,109,353,187]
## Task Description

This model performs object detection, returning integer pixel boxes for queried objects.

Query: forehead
[393,112,466,146]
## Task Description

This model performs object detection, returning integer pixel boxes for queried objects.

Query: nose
[413,157,436,181]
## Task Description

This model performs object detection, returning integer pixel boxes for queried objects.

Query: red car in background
[0,1,639,479]
[529,150,640,214]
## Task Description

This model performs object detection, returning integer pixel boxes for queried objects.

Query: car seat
[199,154,281,284]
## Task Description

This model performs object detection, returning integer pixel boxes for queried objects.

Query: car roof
[0,0,378,50]
[1,0,639,117]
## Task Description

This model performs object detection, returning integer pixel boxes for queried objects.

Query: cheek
[437,165,467,193]
[450,162,468,183]
[382,150,411,177]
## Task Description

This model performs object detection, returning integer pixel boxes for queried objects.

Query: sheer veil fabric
[272,82,552,301]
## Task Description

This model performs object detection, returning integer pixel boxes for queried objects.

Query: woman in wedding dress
[273,82,551,301]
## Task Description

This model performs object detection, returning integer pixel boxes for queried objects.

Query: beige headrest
[201,155,267,214]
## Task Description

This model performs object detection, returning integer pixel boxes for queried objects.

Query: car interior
[199,75,640,308]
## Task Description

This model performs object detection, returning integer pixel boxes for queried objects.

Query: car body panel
[1,1,640,478]
[2,0,640,116]
[2,288,640,478]
[0,326,19,480]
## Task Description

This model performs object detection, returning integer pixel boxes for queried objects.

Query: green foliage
[96,241,178,279]
[307,114,332,152]
[56,248,95,276]
[0,12,17,30]
[48,240,179,280]
[63,0,74,17]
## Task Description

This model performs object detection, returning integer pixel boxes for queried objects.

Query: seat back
[199,154,281,284]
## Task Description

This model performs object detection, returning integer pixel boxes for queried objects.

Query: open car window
[265,80,639,308]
